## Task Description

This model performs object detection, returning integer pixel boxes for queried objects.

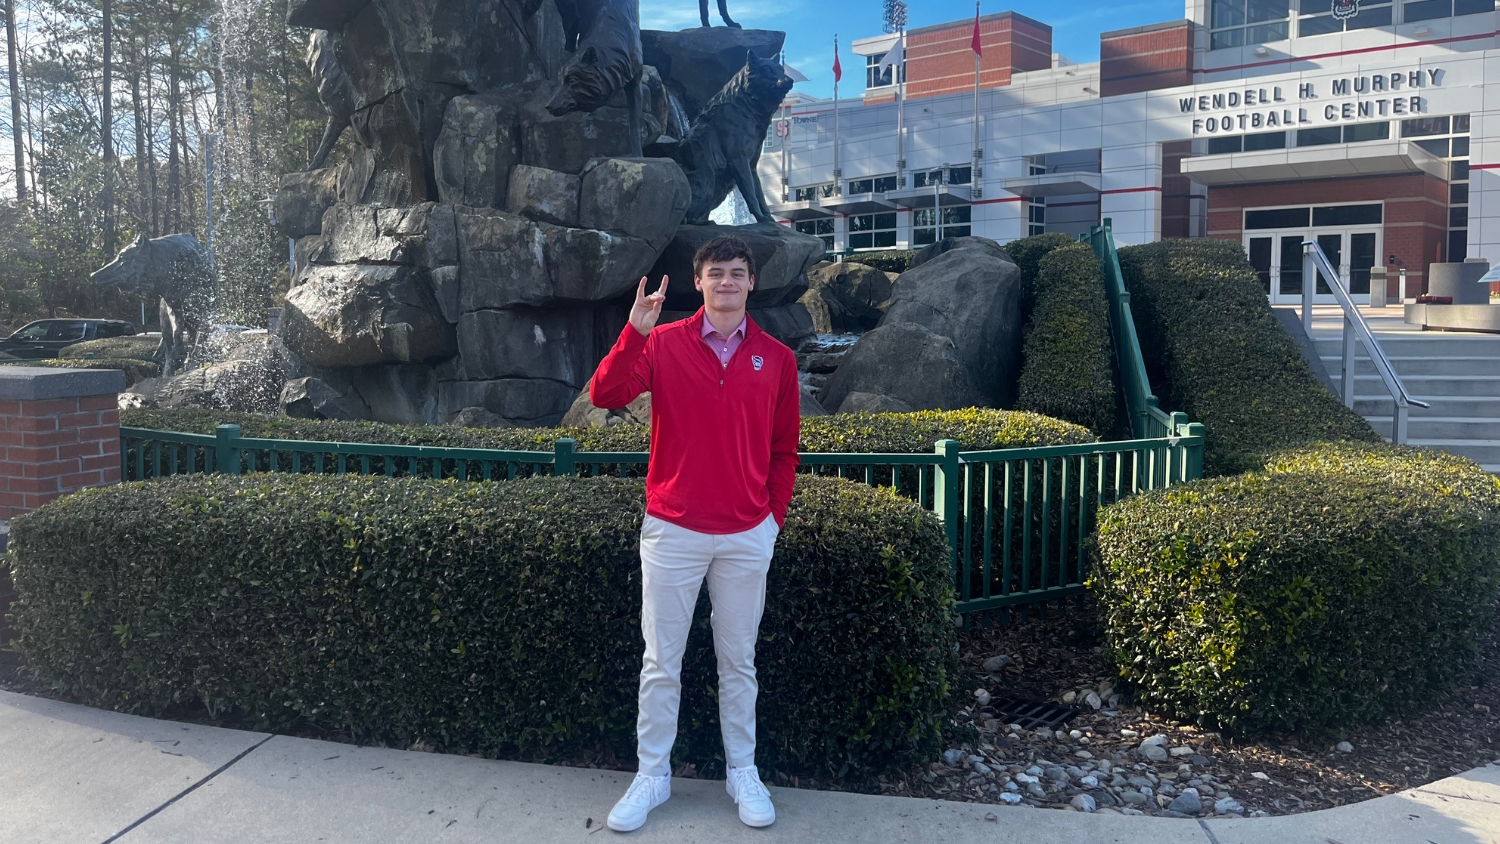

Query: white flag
[783,63,810,83]
[876,34,905,77]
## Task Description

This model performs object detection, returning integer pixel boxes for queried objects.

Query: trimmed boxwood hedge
[1002,232,1073,318]
[845,250,916,274]
[1117,239,1379,475]
[1016,243,1120,437]
[1092,444,1500,735]
[0,357,161,387]
[8,473,955,779]
[60,335,161,361]
[122,407,1095,455]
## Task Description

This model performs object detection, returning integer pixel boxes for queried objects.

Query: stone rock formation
[281,376,371,420]
[803,261,896,333]
[819,322,989,413]
[268,4,818,426]
[837,392,914,414]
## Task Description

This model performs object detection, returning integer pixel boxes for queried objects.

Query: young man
[590,235,801,832]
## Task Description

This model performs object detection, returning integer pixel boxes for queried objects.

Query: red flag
[833,45,842,82]
[971,4,982,56]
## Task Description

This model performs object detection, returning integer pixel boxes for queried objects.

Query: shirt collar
[701,315,747,340]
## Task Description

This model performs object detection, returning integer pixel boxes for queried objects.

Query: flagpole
[972,1,983,199]
[833,34,842,196]
[895,26,906,189]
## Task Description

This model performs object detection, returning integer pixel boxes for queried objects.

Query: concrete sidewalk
[3,690,1497,844]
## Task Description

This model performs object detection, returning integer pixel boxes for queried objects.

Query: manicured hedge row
[61,335,161,361]
[1093,444,1500,735]
[845,250,916,274]
[122,407,1095,455]
[1002,232,1073,318]
[1016,244,1120,436]
[1117,239,1379,475]
[8,474,956,779]
[0,357,161,387]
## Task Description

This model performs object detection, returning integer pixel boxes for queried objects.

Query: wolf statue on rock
[91,234,213,379]
[675,51,793,224]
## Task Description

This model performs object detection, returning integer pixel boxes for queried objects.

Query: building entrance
[1241,204,1383,305]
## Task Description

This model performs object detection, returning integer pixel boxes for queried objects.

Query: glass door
[1253,228,1382,305]
[1276,234,1305,304]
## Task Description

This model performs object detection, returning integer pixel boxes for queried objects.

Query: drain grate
[989,695,1079,732]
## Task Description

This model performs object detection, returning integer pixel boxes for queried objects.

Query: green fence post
[554,438,577,477]
[214,424,242,475]
[933,439,963,585]
[1183,422,1207,481]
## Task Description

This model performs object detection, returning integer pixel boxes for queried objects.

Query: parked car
[0,319,138,359]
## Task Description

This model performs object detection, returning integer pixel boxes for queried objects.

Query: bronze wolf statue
[700,0,740,27]
[91,234,214,379]
[544,0,644,156]
[674,51,792,224]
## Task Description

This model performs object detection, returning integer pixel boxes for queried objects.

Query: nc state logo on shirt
[751,355,764,371]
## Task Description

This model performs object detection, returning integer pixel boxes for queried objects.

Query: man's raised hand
[629,275,669,337]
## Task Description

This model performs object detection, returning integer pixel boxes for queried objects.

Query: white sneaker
[607,773,671,832]
[726,765,776,827]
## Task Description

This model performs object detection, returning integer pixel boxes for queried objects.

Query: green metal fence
[116,220,1204,616]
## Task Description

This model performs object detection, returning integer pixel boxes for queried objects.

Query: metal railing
[121,424,1203,617]
[1301,240,1429,443]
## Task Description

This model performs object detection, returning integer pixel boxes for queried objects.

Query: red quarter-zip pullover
[590,308,801,534]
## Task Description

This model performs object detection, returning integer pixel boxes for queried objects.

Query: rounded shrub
[845,250,916,274]
[1116,238,1379,475]
[8,473,955,779]
[1016,243,1120,437]
[1093,445,1500,735]
[1,357,161,387]
[1002,232,1073,317]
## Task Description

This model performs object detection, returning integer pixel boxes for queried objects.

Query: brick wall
[871,12,1052,103]
[1207,173,1449,298]
[0,368,126,520]
[1100,21,1194,97]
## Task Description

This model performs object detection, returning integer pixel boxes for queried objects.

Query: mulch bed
[3,603,1496,818]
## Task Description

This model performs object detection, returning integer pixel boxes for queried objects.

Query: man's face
[694,257,754,313]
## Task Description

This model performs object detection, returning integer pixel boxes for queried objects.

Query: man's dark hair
[692,235,756,279]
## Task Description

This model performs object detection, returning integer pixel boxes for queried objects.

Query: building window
[795,218,834,250]
[1207,131,1287,154]
[1210,0,1289,48]
[1298,0,1392,35]
[1312,204,1383,226]
[914,166,972,187]
[1296,122,1389,146]
[847,212,897,250]
[1404,0,1493,23]
[847,175,898,195]
[792,183,835,202]
[866,53,906,88]
[1401,116,1450,137]
[1029,225,1046,236]
[913,205,972,245]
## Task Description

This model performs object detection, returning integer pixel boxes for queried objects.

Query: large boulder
[578,157,691,252]
[276,168,341,238]
[806,260,895,332]
[798,286,833,334]
[433,91,522,208]
[280,376,370,420]
[881,245,1022,407]
[439,378,580,427]
[280,264,457,368]
[454,308,594,386]
[819,322,989,413]
[910,235,1011,269]
[650,222,824,310]
[748,302,816,351]
[131,359,284,413]
[456,209,660,310]
[640,28,785,122]
[560,378,652,428]
[506,164,581,227]
[302,202,456,268]
[353,364,443,425]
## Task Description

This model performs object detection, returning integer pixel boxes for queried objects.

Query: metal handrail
[1301,241,1429,443]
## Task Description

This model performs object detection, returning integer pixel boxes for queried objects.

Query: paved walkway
[3,689,1497,844]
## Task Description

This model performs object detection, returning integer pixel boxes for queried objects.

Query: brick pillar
[0,367,126,520]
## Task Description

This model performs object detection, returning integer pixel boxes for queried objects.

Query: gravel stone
[943,749,965,766]
[999,792,1022,804]
[1336,741,1354,753]
[1070,794,1097,813]
[1215,797,1245,814]
[974,688,992,706]
[982,654,1013,673]
[1120,790,1148,806]
[1168,788,1203,815]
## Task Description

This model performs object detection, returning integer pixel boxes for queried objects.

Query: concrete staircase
[1318,332,1500,473]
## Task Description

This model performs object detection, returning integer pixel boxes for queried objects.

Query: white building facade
[760,1,1499,300]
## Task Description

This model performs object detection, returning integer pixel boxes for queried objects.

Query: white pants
[635,512,778,777]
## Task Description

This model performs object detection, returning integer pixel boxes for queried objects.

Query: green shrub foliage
[8,474,955,779]
[60,335,161,361]
[1016,244,1120,436]
[124,407,1094,455]
[0,357,161,386]
[1002,232,1073,318]
[1116,239,1379,475]
[1093,444,1500,735]
[845,250,916,274]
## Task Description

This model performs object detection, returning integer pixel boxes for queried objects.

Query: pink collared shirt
[701,315,747,368]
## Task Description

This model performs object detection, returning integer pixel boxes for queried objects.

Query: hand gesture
[629,275,668,337]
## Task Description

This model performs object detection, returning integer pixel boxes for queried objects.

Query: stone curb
[2,689,1497,843]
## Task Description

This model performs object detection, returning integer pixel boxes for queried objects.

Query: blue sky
[640,0,1187,99]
